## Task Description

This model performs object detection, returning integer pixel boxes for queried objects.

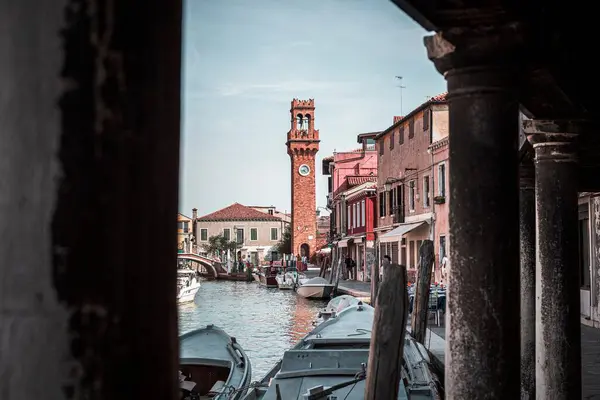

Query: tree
[273,224,291,255]
[202,234,238,261]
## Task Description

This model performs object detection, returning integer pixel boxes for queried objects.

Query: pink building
[322,132,379,280]
[374,93,449,283]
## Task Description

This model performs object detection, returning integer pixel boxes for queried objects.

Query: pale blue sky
[180,0,445,217]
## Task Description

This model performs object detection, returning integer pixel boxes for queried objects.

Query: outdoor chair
[428,292,441,326]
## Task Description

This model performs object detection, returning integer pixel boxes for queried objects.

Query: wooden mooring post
[411,240,435,344]
[365,263,408,400]
[370,240,380,303]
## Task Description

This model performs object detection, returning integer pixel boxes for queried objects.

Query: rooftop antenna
[395,76,406,115]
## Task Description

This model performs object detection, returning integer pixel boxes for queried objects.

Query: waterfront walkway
[328,276,600,397]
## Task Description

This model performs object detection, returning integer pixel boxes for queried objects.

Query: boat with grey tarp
[242,296,440,400]
[179,324,252,400]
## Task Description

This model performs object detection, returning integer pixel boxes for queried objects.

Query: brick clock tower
[286,99,320,261]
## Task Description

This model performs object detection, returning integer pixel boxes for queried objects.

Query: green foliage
[274,224,291,255]
[202,234,239,259]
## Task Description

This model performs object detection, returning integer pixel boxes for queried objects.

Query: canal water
[178,279,328,380]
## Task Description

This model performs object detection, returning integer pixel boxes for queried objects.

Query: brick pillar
[425,25,523,399]
[525,119,582,399]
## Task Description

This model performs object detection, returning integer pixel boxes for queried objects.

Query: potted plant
[433,195,446,204]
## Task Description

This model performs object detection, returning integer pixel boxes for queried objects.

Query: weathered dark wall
[1,0,182,399]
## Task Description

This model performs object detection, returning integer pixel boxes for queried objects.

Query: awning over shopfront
[351,236,364,244]
[338,239,349,248]
[379,221,429,243]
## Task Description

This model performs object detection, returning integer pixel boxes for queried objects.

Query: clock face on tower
[298,164,311,176]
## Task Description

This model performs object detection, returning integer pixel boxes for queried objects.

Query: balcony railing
[392,206,405,224]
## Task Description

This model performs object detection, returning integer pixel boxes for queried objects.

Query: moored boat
[257,266,280,288]
[296,276,335,300]
[179,324,252,400]
[275,266,306,290]
[177,269,201,304]
[243,296,440,400]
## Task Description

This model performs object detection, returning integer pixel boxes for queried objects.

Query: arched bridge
[177,253,225,278]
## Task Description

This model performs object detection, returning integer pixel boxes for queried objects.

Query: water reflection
[178,280,326,379]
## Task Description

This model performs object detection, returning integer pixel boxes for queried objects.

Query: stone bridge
[177,253,225,278]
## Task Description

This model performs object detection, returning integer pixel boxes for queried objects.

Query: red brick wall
[288,99,319,258]
[290,152,317,256]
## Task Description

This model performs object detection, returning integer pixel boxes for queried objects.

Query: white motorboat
[275,267,306,290]
[177,269,201,304]
[296,276,335,300]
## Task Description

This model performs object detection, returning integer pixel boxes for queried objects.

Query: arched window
[296,114,303,130]
[303,114,311,130]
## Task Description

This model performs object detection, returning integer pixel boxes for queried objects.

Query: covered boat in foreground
[180,324,252,400]
[243,296,440,400]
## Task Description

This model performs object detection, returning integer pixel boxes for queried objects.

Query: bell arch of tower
[286,99,320,262]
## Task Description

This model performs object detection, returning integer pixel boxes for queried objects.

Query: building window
[347,205,351,229]
[200,229,208,241]
[409,180,415,211]
[423,176,430,208]
[390,132,395,149]
[223,228,231,240]
[423,109,430,131]
[361,200,366,227]
[396,185,402,208]
[268,209,274,215]
[439,235,446,259]
[182,222,189,233]
[388,190,394,215]
[379,192,386,217]
[409,119,415,139]
[438,163,446,197]
[250,228,258,241]
[399,126,404,144]
[236,228,244,244]
[271,227,278,241]
[379,140,384,156]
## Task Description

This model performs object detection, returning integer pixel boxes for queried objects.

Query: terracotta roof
[347,175,377,186]
[429,92,447,102]
[198,203,281,221]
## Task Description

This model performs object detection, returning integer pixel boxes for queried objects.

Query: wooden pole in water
[370,239,380,303]
[411,240,435,344]
[365,263,408,400]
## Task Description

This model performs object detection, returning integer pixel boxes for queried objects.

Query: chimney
[393,116,403,124]
[192,208,198,219]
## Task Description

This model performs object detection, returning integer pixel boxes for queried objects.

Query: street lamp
[384,177,400,192]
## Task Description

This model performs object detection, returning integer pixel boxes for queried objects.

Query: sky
[180,0,446,218]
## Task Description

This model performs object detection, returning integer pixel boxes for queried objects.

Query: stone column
[519,159,536,399]
[524,120,581,399]
[425,27,523,399]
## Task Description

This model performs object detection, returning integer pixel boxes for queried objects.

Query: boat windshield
[326,295,361,313]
